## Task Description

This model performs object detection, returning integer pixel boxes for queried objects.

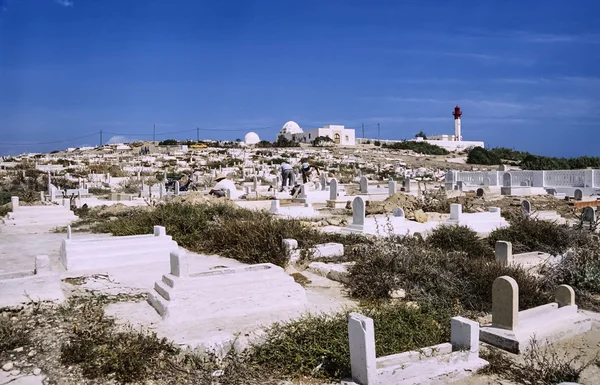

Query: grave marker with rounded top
[492,276,518,331]
[555,285,575,308]
[359,176,368,194]
[574,189,583,201]
[393,208,405,217]
[329,178,339,201]
[352,196,366,227]
[521,200,531,215]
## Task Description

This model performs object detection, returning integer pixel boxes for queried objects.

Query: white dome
[279,121,303,135]
[244,132,260,145]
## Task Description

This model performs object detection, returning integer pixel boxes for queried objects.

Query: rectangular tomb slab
[148,256,307,322]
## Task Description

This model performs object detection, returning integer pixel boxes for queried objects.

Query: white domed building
[244,131,261,146]
[277,120,356,146]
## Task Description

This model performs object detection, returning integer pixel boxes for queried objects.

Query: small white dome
[244,132,260,145]
[279,121,303,135]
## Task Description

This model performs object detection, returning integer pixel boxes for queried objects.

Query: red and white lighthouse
[452,105,462,141]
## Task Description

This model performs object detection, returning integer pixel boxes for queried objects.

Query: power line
[0,132,99,147]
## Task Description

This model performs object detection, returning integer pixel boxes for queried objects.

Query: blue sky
[0,0,599,157]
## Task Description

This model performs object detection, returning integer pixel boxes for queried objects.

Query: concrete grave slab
[347,312,487,385]
[480,277,594,353]
[59,225,178,271]
[0,255,64,307]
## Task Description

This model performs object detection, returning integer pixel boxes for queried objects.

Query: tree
[415,131,427,139]
[235,138,241,143]
[466,147,501,165]
[158,139,178,146]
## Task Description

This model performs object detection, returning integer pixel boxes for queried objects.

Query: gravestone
[359,177,368,194]
[495,241,513,266]
[297,184,308,199]
[174,181,180,195]
[348,312,376,385]
[253,176,258,192]
[476,188,484,197]
[583,207,595,224]
[403,178,411,193]
[321,174,327,191]
[521,200,531,216]
[330,178,339,201]
[450,204,462,221]
[492,276,518,331]
[315,181,321,190]
[574,189,583,201]
[270,200,280,213]
[10,196,18,211]
[388,180,397,196]
[351,197,366,228]
[67,225,72,240]
[555,285,575,308]
[456,181,464,191]
[503,173,512,187]
[392,208,405,217]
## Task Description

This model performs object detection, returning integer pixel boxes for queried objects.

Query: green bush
[346,238,549,312]
[249,303,449,379]
[466,147,502,165]
[489,147,530,162]
[385,141,449,155]
[427,225,493,259]
[488,215,591,255]
[92,202,366,267]
[158,139,178,145]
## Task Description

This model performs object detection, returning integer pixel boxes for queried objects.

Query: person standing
[279,162,294,191]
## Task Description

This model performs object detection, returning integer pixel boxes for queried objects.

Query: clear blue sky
[1,0,599,157]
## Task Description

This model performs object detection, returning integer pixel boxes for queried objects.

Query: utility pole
[197,127,200,142]
[153,124,156,143]
[362,123,364,138]
[377,123,380,139]
[99,130,103,146]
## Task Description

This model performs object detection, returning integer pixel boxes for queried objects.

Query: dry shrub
[480,337,596,384]
[0,312,31,351]
[346,237,549,312]
[92,202,368,267]
[488,215,592,255]
[427,225,494,259]
[60,301,179,383]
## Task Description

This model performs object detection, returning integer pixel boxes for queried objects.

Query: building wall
[286,126,356,146]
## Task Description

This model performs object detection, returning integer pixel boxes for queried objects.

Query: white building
[277,121,356,146]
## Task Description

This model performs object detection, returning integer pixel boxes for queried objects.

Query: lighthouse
[452,105,462,141]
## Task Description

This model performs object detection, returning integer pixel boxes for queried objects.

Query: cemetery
[1,142,600,385]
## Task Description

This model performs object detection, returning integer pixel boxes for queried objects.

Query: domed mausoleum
[244,132,260,145]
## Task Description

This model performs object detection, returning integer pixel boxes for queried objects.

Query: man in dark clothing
[300,162,320,184]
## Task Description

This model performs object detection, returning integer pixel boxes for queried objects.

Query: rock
[2,362,13,371]
[414,209,428,223]
[390,289,406,299]
[28,351,36,357]
[9,369,20,376]
[33,368,42,376]
[405,301,420,310]
[13,347,24,353]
